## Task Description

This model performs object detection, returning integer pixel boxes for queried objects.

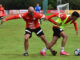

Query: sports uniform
[48,13,78,37]
[0,6,5,20]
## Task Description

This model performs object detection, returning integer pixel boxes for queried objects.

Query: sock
[61,47,64,52]
[25,50,28,53]
[42,47,47,52]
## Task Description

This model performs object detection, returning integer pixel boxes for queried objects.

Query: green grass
[0,14,80,60]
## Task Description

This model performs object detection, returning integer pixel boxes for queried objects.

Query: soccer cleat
[23,53,28,56]
[60,51,70,56]
[50,50,57,56]
[40,51,46,56]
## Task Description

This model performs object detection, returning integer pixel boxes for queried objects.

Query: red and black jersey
[0,6,5,17]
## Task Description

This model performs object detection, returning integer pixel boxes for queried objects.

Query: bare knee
[25,37,29,41]
[50,41,57,47]
[63,35,68,40]
[40,35,45,40]
[52,41,57,44]
[25,34,30,41]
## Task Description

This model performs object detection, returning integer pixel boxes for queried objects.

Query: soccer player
[1,6,59,56]
[35,3,41,13]
[0,4,5,24]
[35,3,42,24]
[40,11,79,56]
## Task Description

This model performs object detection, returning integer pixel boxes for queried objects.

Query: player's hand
[43,17,48,21]
[56,23,60,26]
[76,31,78,35]
[56,23,62,26]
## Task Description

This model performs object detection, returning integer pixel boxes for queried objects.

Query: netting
[57,3,69,16]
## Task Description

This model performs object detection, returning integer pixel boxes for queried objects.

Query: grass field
[0,14,80,60]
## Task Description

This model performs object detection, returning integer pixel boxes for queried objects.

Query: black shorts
[25,27,44,38]
[53,27,64,37]
[0,17,4,20]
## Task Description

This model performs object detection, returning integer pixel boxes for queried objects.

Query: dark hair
[71,11,80,17]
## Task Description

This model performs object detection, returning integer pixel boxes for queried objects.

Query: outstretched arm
[44,16,60,25]
[73,21,78,35]
[48,18,59,25]
[38,13,60,25]
[1,14,22,24]
[5,14,21,21]
[47,13,59,19]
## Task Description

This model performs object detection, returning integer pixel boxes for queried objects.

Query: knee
[63,35,68,40]
[40,35,45,40]
[25,34,30,41]
[53,41,57,44]
[25,36,29,41]
[51,41,56,46]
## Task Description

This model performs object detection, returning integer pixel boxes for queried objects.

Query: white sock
[42,47,47,52]
[61,47,64,52]
[25,50,28,53]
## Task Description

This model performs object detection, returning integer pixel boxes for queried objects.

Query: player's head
[28,6,35,16]
[71,11,80,21]
[36,3,39,6]
[0,4,2,7]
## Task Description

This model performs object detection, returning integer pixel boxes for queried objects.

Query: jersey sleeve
[73,21,78,32]
[38,13,45,19]
[47,13,67,20]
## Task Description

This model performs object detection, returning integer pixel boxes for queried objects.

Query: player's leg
[34,27,50,56]
[39,35,58,56]
[0,17,4,25]
[35,27,58,56]
[23,28,32,56]
[41,36,59,56]
[39,35,51,56]
[48,36,59,56]
[39,35,50,48]
[40,36,58,56]
[35,27,50,48]
[49,36,59,48]
[40,27,60,56]
[60,31,70,55]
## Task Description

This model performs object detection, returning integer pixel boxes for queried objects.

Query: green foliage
[0,0,42,9]
[48,0,57,9]
[70,0,80,10]
[48,4,53,10]
[0,0,80,9]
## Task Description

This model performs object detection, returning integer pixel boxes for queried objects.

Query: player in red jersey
[0,4,5,24]
[40,11,79,56]
[1,6,59,56]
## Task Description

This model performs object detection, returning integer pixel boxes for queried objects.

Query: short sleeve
[38,13,45,19]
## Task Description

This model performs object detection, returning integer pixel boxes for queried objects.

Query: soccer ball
[74,49,80,56]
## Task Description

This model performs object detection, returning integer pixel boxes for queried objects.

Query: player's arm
[38,13,59,25]
[48,18,60,25]
[47,13,59,19]
[5,14,21,21]
[1,14,22,24]
[73,21,78,35]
